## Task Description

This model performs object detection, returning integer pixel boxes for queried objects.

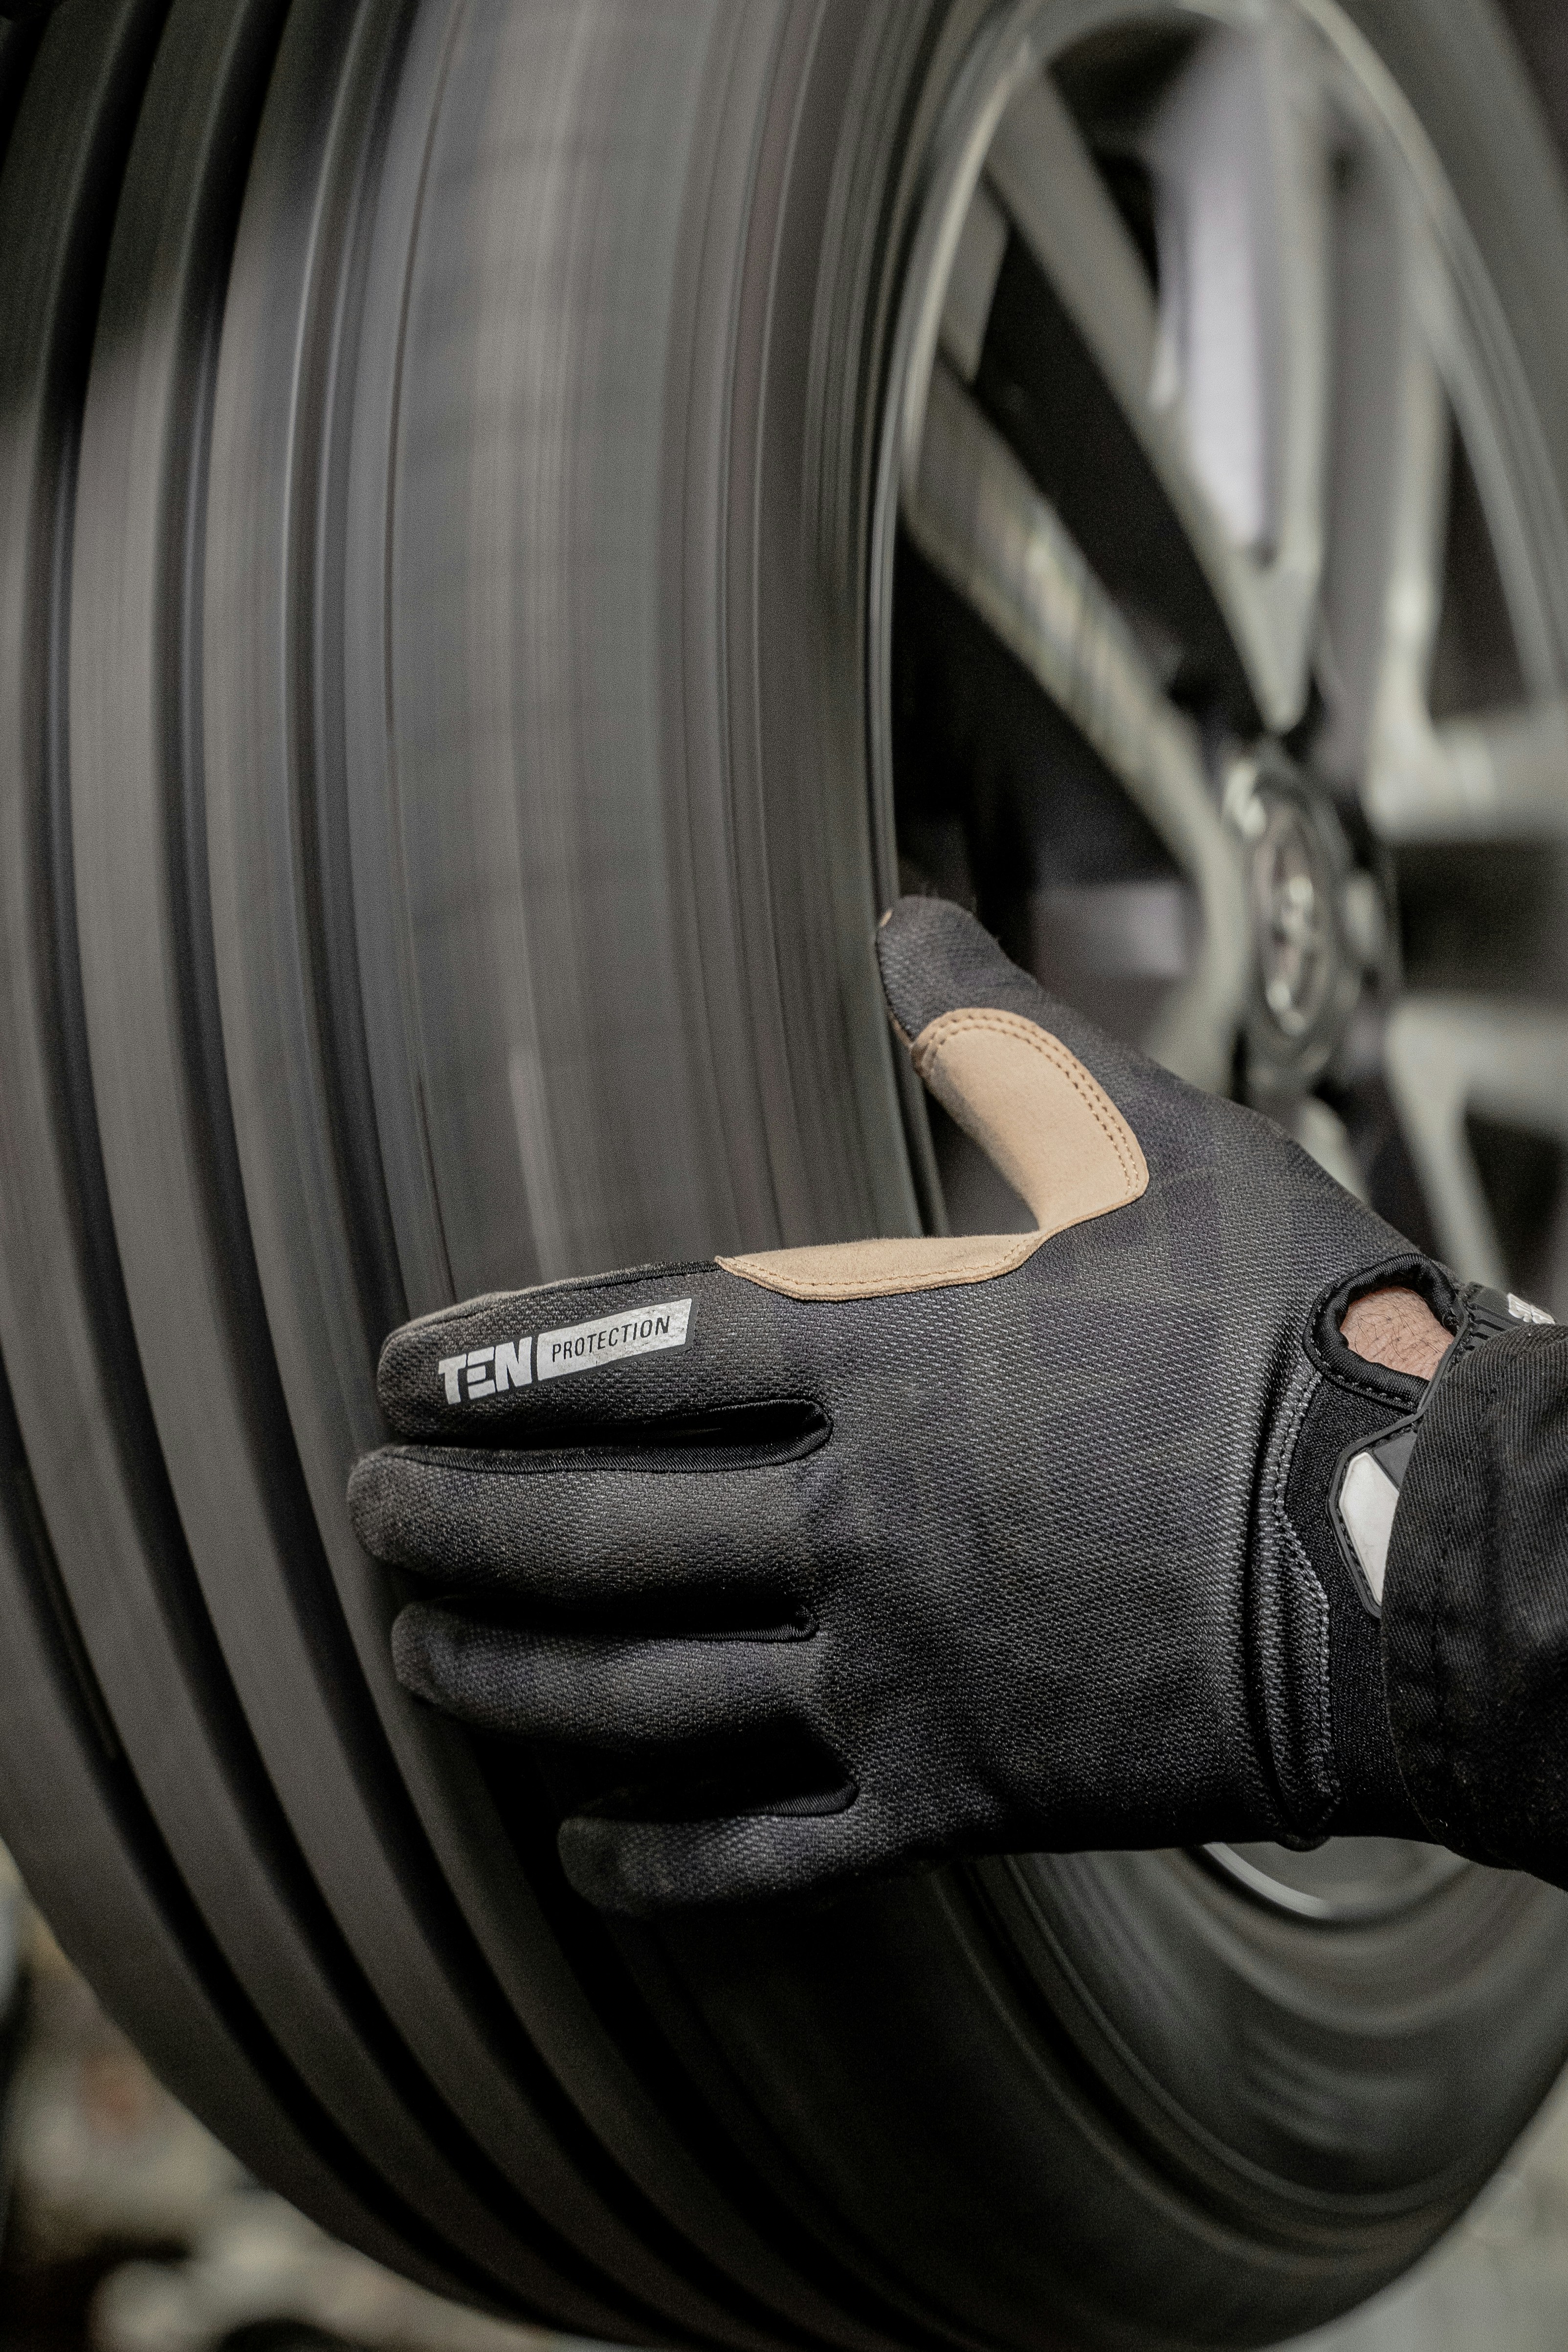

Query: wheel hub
[1226,750,1366,1097]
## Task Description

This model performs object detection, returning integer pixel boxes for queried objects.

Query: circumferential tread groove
[0,12,565,2299]
[295,3,992,2337]
[0,1336,552,2317]
[169,0,883,2334]
[234,1,784,2320]
[50,0,740,2332]
[63,0,897,2337]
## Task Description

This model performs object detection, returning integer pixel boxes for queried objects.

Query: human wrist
[1341,1286,1454,1381]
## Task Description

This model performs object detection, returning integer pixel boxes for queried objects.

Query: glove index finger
[376,1261,729,1441]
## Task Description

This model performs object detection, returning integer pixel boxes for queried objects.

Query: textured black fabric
[349,898,1445,1914]
[1383,1322,1568,1880]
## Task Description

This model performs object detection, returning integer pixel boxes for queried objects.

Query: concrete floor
[5,1867,1568,2352]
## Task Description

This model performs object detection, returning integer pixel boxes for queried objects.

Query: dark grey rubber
[4,2,1568,2347]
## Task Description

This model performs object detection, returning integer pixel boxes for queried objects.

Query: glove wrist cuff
[1258,1262,1462,1847]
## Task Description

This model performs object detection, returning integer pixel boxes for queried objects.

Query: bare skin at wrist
[1341,1288,1454,1381]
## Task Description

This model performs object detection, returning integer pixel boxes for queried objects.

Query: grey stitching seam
[1465,1360,1504,1860]
[720,1235,1040,1296]
[1402,1472,1447,1830]
[1266,1358,1340,1837]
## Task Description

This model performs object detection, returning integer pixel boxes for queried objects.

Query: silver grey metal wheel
[882,0,1568,1931]
[888,3,1568,1275]
[4,3,1568,2348]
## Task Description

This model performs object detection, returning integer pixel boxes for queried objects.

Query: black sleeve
[1383,1322,1568,1884]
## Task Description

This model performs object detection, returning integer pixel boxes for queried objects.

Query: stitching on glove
[1426,1441,1461,1845]
[720,1010,1145,1300]
[1426,1354,1503,1866]
[1263,1362,1340,1841]
[716,1235,1043,1300]
[1398,1354,1488,1861]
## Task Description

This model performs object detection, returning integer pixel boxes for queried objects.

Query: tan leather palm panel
[1341,1287,1454,1380]
[719,1010,1147,1302]
[717,1232,1044,1301]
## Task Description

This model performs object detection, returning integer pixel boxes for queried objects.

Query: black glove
[347,897,1530,1913]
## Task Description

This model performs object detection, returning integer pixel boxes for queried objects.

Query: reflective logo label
[537,1298,692,1382]
[437,1339,531,1406]
[1508,1293,1555,1326]
[1338,1449,1400,1610]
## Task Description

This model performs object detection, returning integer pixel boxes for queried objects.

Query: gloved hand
[347,896,1526,1914]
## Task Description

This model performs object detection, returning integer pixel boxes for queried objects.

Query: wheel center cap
[1253,796,1334,1040]
[1226,753,1365,1094]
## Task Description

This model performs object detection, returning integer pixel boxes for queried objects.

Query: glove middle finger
[349,1445,825,1613]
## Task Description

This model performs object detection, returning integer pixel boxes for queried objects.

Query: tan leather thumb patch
[911,1008,1147,1231]
[718,1009,1146,1303]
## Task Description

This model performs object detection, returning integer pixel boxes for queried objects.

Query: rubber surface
[2,3,1568,2348]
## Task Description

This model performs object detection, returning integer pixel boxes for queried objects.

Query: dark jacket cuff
[1383,1323,1568,1881]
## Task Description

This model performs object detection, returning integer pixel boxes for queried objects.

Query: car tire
[4,3,1568,2347]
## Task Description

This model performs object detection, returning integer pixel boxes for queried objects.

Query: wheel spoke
[1146,18,1332,703]
[984,32,1332,732]
[1316,156,1449,789]
[905,361,1249,1090]
[1320,146,1568,845]
[939,179,1009,385]
[1366,700,1568,842]
[986,69,1160,442]
[1384,996,1568,1285]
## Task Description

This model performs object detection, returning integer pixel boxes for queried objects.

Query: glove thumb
[876,895,1041,1042]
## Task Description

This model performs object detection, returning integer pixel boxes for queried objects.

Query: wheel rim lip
[1202,1837,1470,1924]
